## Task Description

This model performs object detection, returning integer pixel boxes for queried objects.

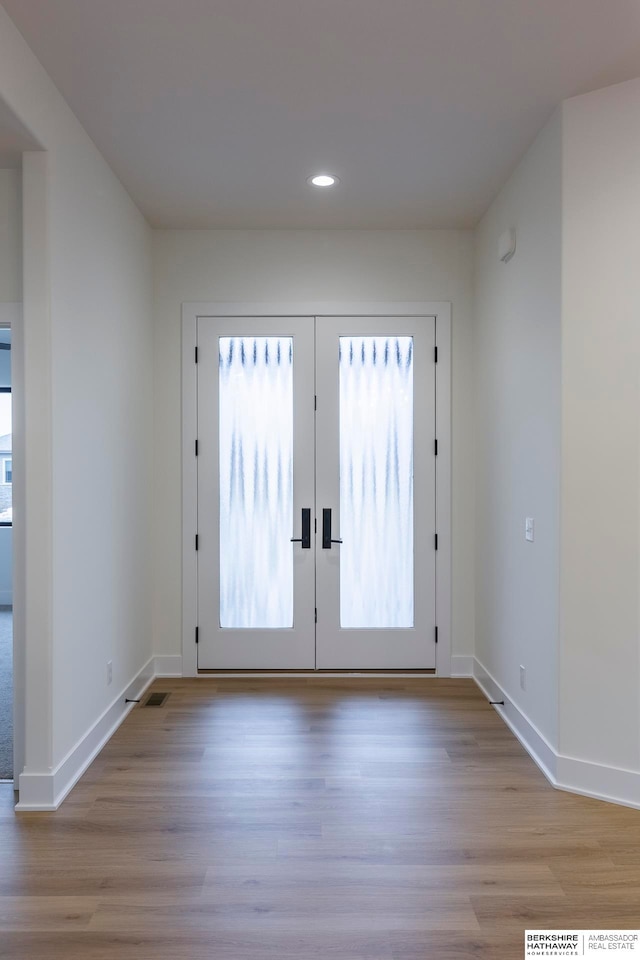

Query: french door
[196,314,436,670]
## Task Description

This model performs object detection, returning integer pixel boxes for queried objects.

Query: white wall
[0,6,154,794]
[152,229,475,664]
[474,110,562,749]
[49,152,153,764]
[560,79,640,773]
[474,81,640,806]
[0,167,21,301]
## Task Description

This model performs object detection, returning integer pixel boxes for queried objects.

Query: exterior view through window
[0,391,11,525]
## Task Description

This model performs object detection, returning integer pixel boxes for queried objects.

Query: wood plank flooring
[2,678,640,959]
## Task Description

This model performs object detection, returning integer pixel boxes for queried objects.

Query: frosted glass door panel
[197,316,315,670]
[339,337,414,628]
[315,315,436,670]
[219,336,293,628]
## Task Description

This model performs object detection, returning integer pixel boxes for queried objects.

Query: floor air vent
[145,692,170,707]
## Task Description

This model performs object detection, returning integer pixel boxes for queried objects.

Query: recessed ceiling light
[307,174,339,187]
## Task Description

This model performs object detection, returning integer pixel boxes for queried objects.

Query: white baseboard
[450,654,474,677]
[556,755,640,809]
[154,654,183,677]
[0,590,12,606]
[472,656,640,811]
[17,653,640,812]
[472,657,558,783]
[16,656,161,811]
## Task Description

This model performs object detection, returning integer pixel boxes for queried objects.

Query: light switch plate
[525,518,534,542]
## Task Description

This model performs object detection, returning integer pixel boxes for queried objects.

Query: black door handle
[322,508,342,549]
[290,508,311,549]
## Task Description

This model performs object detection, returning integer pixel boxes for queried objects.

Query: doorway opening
[0,158,18,782]
[0,320,13,781]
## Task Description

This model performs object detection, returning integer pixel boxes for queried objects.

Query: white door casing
[182,302,451,676]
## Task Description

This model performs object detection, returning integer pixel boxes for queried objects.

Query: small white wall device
[498,228,516,263]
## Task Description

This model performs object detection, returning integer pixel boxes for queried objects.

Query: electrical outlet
[107,660,113,686]
[519,665,526,691]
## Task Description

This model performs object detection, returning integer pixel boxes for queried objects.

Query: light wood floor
[2,678,640,959]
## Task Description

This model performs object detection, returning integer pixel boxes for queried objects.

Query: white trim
[181,301,453,678]
[159,668,440,678]
[450,654,473,676]
[472,656,558,783]
[555,755,640,810]
[181,307,198,678]
[154,654,183,677]
[19,152,53,792]
[183,301,452,318]
[472,656,640,811]
[194,673,438,679]
[17,649,640,812]
[15,657,164,811]
[434,307,452,676]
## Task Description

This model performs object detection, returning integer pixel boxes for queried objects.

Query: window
[0,389,12,525]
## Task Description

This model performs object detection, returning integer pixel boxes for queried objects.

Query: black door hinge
[195,626,199,644]
[434,438,438,456]
[195,438,199,456]
[435,625,438,644]
[315,607,318,623]
[195,534,199,551]
[314,395,317,411]
[195,346,199,363]
[434,533,438,550]
[434,345,438,363]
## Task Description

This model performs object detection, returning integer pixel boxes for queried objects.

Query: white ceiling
[3,0,640,227]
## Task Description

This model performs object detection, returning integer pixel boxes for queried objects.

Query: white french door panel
[194,310,438,671]
[315,316,436,669]
[197,317,316,669]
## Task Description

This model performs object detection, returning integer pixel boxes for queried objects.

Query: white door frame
[181,301,452,677]
[0,303,19,785]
